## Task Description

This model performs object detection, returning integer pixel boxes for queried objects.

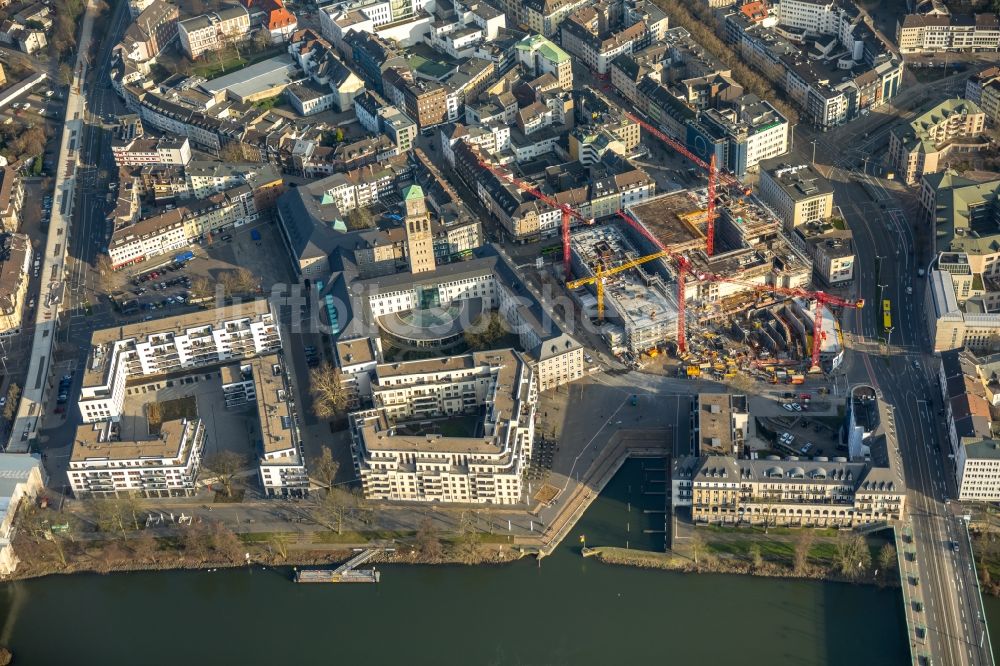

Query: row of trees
[653,0,800,125]
[691,530,896,582]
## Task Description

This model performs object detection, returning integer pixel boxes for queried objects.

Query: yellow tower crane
[566,250,671,321]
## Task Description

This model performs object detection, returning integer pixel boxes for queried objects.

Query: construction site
[480,112,862,377]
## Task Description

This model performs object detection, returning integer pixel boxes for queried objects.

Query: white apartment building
[349,349,536,504]
[111,136,192,167]
[79,301,282,423]
[178,6,251,59]
[69,417,206,498]
[223,354,308,497]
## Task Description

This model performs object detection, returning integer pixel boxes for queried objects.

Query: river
[0,461,915,665]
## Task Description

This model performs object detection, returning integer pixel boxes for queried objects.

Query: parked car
[782,403,794,412]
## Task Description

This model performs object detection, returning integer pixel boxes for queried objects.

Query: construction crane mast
[478,159,593,277]
[623,111,751,257]
[566,249,671,321]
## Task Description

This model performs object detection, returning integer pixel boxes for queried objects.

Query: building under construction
[568,224,680,356]
[626,190,812,317]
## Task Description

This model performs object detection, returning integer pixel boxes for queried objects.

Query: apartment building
[111,136,192,167]
[889,99,988,185]
[497,0,588,37]
[108,185,257,269]
[757,160,834,229]
[0,167,24,232]
[178,6,251,59]
[113,0,180,70]
[185,161,282,200]
[686,98,789,177]
[78,300,282,423]
[672,454,905,528]
[896,13,1000,54]
[69,417,207,498]
[0,233,30,336]
[513,34,573,90]
[559,3,667,75]
[938,349,1000,501]
[348,349,537,504]
[223,354,308,496]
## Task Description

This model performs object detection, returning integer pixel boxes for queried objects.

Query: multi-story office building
[757,160,834,229]
[672,454,905,528]
[382,67,449,128]
[69,417,207,498]
[349,349,536,504]
[79,300,282,423]
[686,99,789,177]
[691,393,748,456]
[888,98,987,185]
[223,354,309,497]
[498,0,588,37]
[896,13,1000,54]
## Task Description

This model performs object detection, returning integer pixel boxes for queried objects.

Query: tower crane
[623,111,752,257]
[693,269,864,372]
[477,159,593,278]
[566,249,671,321]
[478,159,695,352]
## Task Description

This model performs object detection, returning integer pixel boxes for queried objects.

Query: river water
[0,461,915,665]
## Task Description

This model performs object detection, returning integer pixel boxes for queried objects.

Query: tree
[748,542,763,570]
[96,254,116,291]
[794,530,815,574]
[131,531,160,562]
[463,311,505,350]
[689,532,708,571]
[91,499,131,539]
[0,646,12,665]
[219,142,246,163]
[3,383,20,421]
[344,206,374,231]
[252,28,272,53]
[268,531,292,559]
[182,521,211,562]
[308,363,350,419]
[312,446,339,488]
[209,521,243,561]
[190,275,215,300]
[415,518,443,559]
[310,487,354,534]
[835,534,872,580]
[57,62,73,87]
[202,450,248,498]
[878,543,897,575]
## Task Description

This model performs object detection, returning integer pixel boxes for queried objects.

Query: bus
[541,244,561,256]
[882,299,892,331]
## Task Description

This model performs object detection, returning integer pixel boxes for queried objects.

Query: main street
[791,94,993,664]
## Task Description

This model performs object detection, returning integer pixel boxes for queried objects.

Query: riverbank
[587,546,899,588]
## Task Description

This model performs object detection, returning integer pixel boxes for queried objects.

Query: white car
[782,403,794,412]
[792,403,802,412]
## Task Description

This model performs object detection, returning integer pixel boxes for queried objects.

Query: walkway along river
[0,461,913,665]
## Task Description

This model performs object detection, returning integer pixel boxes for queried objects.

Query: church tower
[402,184,435,274]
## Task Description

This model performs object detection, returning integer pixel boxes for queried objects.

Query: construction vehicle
[790,374,805,385]
[686,365,701,377]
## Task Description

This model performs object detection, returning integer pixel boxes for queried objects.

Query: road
[793,95,994,664]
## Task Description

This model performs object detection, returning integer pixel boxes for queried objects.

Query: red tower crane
[623,112,752,257]
[693,269,864,372]
[478,159,593,277]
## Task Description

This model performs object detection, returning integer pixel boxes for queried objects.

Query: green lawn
[194,46,285,80]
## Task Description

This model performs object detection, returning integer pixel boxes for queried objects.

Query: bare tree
[209,521,243,562]
[308,364,350,419]
[131,531,160,562]
[689,532,708,571]
[794,530,815,574]
[310,487,354,534]
[415,518,443,559]
[252,28,272,53]
[182,521,211,562]
[3,383,20,421]
[219,142,246,163]
[231,267,258,294]
[463,311,505,350]
[312,446,339,489]
[202,450,248,498]
[190,275,215,300]
[748,542,763,570]
[90,499,131,540]
[878,543,897,576]
[835,534,872,580]
[57,62,73,87]
[268,532,292,559]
